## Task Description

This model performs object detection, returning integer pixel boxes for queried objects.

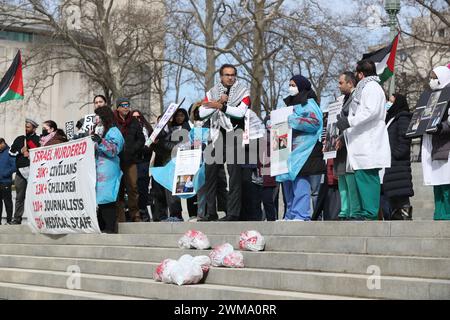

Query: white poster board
[25,138,101,234]
[82,114,96,135]
[148,98,185,144]
[172,149,202,196]
[270,106,293,177]
[323,100,343,160]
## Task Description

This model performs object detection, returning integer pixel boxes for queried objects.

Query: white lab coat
[345,81,391,171]
[421,133,450,186]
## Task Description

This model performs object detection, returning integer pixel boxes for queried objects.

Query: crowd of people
[1,60,450,233]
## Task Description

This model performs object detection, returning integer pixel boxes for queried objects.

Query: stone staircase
[0,221,449,300]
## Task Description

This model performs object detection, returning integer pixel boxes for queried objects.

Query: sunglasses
[119,103,130,108]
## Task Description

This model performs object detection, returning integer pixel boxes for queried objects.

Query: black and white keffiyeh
[206,80,250,144]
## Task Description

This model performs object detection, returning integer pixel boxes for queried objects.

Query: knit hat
[25,118,39,128]
[290,75,312,91]
[116,97,131,107]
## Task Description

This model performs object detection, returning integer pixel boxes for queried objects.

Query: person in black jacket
[132,110,154,222]
[382,94,414,220]
[9,119,41,224]
[114,98,145,223]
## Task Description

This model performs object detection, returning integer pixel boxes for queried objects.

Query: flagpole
[385,0,401,96]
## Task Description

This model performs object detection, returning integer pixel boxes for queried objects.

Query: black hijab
[283,75,318,107]
[386,93,410,123]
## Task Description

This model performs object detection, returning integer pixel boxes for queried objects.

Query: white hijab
[433,66,450,89]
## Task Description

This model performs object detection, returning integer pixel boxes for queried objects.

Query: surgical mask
[289,86,299,96]
[385,102,393,111]
[41,129,49,137]
[95,124,104,136]
[430,79,441,91]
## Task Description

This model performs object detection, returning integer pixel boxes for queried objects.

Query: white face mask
[289,86,299,96]
[385,102,393,110]
[95,124,104,136]
[430,79,441,91]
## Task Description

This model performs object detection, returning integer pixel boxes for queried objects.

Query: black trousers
[137,162,151,221]
[98,203,117,233]
[0,183,13,223]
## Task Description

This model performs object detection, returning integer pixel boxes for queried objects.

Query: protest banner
[323,100,343,160]
[270,106,293,177]
[148,98,186,144]
[172,148,202,196]
[24,137,100,234]
[65,121,75,140]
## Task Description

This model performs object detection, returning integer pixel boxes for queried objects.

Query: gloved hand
[91,134,102,144]
[336,115,350,131]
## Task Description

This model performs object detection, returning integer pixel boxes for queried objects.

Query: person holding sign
[114,98,145,223]
[39,120,68,147]
[9,119,40,224]
[92,106,124,233]
[276,75,325,221]
[336,60,391,221]
[421,66,450,221]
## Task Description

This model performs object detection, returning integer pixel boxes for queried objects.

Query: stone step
[0,268,363,300]
[0,282,146,300]
[3,221,450,238]
[0,233,449,257]
[118,221,450,238]
[1,246,450,279]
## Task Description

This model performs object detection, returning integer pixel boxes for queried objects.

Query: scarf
[353,76,380,107]
[114,110,133,137]
[207,80,251,144]
[39,131,57,147]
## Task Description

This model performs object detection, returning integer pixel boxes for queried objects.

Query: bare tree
[0,0,165,116]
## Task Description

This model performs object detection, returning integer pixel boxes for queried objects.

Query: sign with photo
[270,106,293,177]
[323,100,343,160]
[406,88,450,137]
[172,148,202,196]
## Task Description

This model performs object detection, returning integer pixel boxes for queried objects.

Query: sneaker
[189,217,198,222]
[218,215,239,222]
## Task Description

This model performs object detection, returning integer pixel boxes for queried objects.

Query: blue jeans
[282,177,311,221]
[308,174,323,212]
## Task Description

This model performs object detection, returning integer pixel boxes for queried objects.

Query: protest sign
[65,121,75,140]
[406,88,450,137]
[270,106,293,177]
[172,149,202,196]
[81,114,96,135]
[323,100,343,160]
[148,98,186,144]
[24,138,100,234]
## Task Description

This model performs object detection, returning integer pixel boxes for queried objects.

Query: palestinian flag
[0,50,24,103]
[363,33,399,83]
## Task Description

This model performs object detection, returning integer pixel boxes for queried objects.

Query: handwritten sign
[24,138,100,234]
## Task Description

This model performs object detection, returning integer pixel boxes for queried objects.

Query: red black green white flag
[0,50,24,103]
[363,33,399,83]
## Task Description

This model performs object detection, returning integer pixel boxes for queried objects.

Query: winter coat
[45,131,68,146]
[95,127,124,205]
[383,111,414,198]
[345,81,391,170]
[431,106,450,160]
[114,112,145,165]
[9,134,40,171]
[0,146,16,185]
